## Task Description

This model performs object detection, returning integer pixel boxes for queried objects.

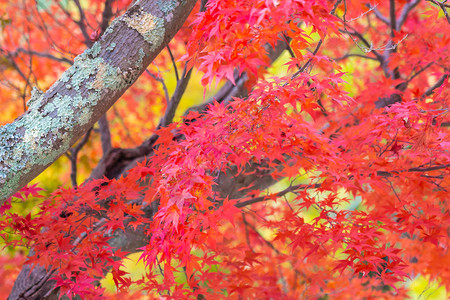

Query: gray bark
[0,0,197,204]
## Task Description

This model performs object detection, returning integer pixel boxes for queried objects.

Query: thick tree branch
[389,0,397,37]
[0,0,197,204]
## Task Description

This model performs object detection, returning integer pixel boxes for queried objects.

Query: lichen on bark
[0,0,197,204]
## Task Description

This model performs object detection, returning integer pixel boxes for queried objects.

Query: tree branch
[426,0,450,24]
[96,0,119,157]
[160,64,192,128]
[422,73,449,97]
[377,163,450,177]
[389,0,397,37]
[368,5,390,25]
[73,0,93,46]
[98,115,112,154]
[14,48,73,65]
[88,40,289,180]
[145,69,171,104]
[100,0,114,34]
[67,127,93,187]
[333,53,378,61]
[397,0,421,30]
[236,183,321,208]
[0,0,198,204]
[166,45,179,81]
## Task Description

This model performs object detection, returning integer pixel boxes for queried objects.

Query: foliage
[0,0,449,299]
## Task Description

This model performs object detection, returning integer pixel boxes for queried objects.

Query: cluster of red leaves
[185,0,340,86]
[0,0,449,299]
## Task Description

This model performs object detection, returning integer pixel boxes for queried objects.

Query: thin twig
[331,0,343,15]
[146,69,170,105]
[338,16,385,63]
[236,184,321,208]
[422,73,449,98]
[405,62,434,84]
[333,53,378,61]
[32,1,74,55]
[377,163,450,177]
[290,0,342,78]
[346,4,378,22]
[408,164,450,172]
[73,0,93,45]
[378,129,398,158]
[15,48,72,64]
[166,45,179,82]
[367,5,390,25]
[426,0,450,24]
[67,127,93,187]
[160,64,193,127]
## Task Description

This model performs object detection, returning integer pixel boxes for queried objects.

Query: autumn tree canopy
[0,0,448,299]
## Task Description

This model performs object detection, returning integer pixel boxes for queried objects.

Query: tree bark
[0,0,197,204]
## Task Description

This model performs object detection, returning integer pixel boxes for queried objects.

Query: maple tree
[0,0,449,299]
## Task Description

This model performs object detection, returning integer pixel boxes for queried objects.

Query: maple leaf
[0,0,449,298]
